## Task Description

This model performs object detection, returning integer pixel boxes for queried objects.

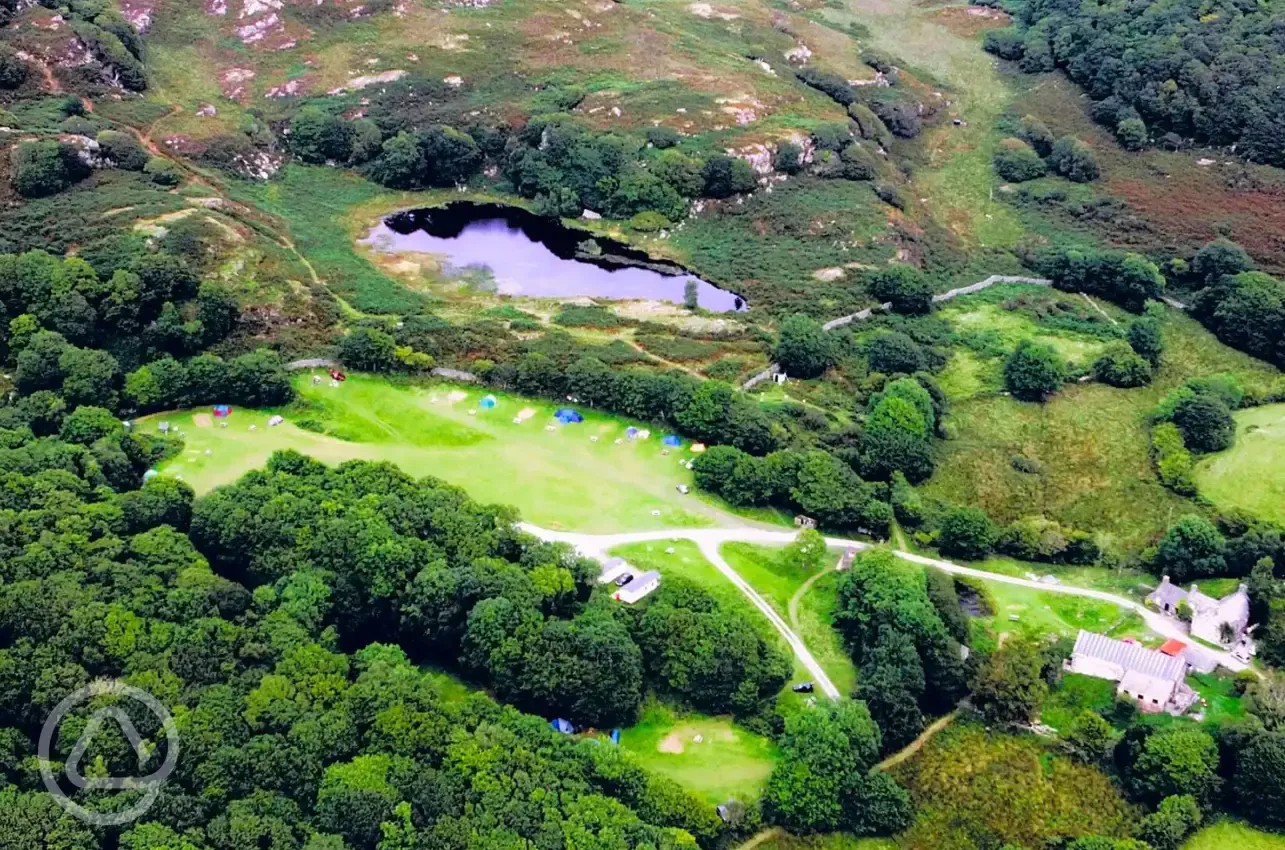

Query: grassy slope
[1184,821,1285,850]
[1195,403,1285,525]
[926,308,1281,554]
[150,373,720,532]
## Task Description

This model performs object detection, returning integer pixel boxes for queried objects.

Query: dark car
[614,573,634,587]
[792,682,814,693]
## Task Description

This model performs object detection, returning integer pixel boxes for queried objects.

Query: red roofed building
[1159,638,1188,657]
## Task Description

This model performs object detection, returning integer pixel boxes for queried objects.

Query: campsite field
[1195,403,1285,526]
[147,373,725,532]
[618,702,779,806]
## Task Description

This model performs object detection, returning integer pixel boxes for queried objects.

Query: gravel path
[520,523,1254,686]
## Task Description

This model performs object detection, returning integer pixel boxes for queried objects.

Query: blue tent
[661,435,682,447]
[555,408,584,424]
[550,718,574,734]
[610,729,621,745]
[479,395,497,409]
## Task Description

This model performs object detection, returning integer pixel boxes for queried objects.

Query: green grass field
[618,702,779,805]
[926,309,1281,554]
[1195,403,1285,525]
[148,373,722,532]
[966,580,1149,654]
[1184,821,1285,850]
[721,543,859,697]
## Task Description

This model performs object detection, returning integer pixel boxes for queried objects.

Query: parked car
[614,573,634,587]
[792,682,814,693]
[676,484,690,495]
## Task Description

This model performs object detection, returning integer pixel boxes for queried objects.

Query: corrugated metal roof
[1072,630,1186,682]
[619,571,660,594]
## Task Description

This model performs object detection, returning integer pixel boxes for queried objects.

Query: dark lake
[363,202,746,312]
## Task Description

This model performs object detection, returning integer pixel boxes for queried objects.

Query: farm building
[613,571,660,604]
[1068,630,1197,714]
[1148,576,1252,646]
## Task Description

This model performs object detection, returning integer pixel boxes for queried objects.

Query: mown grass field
[148,373,716,532]
[1195,403,1285,525]
[618,701,779,806]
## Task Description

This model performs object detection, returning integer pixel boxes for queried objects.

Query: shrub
[1048,137,1100,182]
[1172,393,1234,453]
[628,211,671,232]
[848,103,892,147]
[9,140,85,198]
[702,155,756,198]
[0,45,30,89]
[144,158,183,187]
[983,27,1025,60]
[993,138,1046,182]
[775,314,835,378]
[1116,118,1148,151]
[868,265,934,315]
[939,507,996,559]
[811,122,851,152]
[772,141,803,174]
[795,66,857,105]
[1128,315,1164,365]
[96,130,149,171]
[1019,115,1054,156]
[1192,238,1253,283]
[1004,339,1066,401]
[1151,423,1196,495]
[1092,342,1152,387]
[866,331,926,375]
[645,125,681,149]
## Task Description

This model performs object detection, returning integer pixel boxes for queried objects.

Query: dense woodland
[984,0,1285,165]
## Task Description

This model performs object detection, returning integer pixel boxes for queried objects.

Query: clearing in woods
[146,373,734,533]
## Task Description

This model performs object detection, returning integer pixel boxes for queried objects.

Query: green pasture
[618,702,779,806]
[1041,671,1244,733]
[1195,403,1285,525]
[149,373,718,532]
[1183,821,1285,850]
[926,310,1281,555]
[965,579,1149,653]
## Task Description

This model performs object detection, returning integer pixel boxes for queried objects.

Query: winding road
[520,523,1253,701]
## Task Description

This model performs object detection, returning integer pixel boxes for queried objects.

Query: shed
[598,558,633,585]
[614,571,661,604]
[1158,638,1188,657]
